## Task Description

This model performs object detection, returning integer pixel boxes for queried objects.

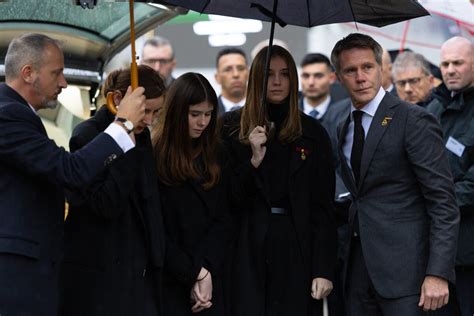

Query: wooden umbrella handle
[106,0,138,115]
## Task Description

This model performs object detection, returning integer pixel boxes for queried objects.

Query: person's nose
[143,112,152,126]
[231,68,240,77]
[59,73,67,89]
[446,63,456,74]
[197,115,206,126]
[273,74,281,85]
[354,69,366,83]
[403,82,413,92]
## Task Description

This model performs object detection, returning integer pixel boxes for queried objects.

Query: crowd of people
[0,31,472,316]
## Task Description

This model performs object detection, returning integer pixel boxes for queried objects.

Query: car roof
[0,0,181,81]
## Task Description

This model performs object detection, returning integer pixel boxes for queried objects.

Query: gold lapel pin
[301,149,306,161]
[381,117,392,126]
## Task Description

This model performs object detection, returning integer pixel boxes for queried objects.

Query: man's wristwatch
[115,117,134,134]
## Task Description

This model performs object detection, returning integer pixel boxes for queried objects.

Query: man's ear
[214,72,221,85]
[20,64,35,83]
[427,74,435,88]
[113,90,123,106]
[329,72,337,84]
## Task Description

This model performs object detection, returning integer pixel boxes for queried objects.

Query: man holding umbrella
[331,33,459,315]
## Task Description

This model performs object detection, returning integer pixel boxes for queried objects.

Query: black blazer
[159,158,234,316]
[60,106,165,315]
[0,84,123,315]
[337,92,459,298]
[222,110,337,316]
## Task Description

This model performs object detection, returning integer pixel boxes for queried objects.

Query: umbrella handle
[106,0,138,115]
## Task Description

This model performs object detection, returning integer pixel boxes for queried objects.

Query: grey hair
[142,36,174,58]
[331,33,383,73]
[392,51,432,78]
[4,33,61,80]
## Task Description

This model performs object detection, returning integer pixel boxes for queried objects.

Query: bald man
[427,36,474,316]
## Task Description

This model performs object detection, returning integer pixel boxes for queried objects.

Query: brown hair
[153,72,220,190]
[103,65,166,99]
[239,45,301,144]
[331,33,383,74]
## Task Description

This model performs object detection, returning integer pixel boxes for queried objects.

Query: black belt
[270,207,290,215]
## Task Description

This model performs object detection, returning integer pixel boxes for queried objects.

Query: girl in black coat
[60,66,166,316]
[222,46,338,316]
[152,73,234,315]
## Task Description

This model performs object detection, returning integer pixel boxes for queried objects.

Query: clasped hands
[190,267,213,313]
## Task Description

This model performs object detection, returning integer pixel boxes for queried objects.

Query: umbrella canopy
[155,0,429,128]
[157,0,430,28]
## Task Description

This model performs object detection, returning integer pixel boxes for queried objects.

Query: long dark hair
[153,72,220,190]
[239,45,302,144]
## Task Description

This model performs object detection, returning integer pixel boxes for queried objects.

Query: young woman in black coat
[60,66,166,315]
[222,46,338,316]
[152,72,234,315]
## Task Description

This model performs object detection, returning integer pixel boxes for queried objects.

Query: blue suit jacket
[0,83,123,315]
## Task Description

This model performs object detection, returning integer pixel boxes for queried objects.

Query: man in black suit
[215,48,248,115]
[298,53,339,126]
[331,33,459,315]
[0,33,145,315]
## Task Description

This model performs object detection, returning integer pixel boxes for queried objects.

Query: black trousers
[264,214,323,316]
[345,237,432,316]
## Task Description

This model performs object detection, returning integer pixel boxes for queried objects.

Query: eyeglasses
[142,58,174,66]
[395,76,424,88]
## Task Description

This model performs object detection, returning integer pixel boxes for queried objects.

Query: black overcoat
[0,84,123,315]
[159,159,234,316]
[222,110,337,316]
[59,107,165,316]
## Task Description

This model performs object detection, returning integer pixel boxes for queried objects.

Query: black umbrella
[156,0,429,127]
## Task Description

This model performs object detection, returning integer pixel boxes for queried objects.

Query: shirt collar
[303,95,331,117]
[350,87,385,119]
[28,103,39,116]
[220,95,245,112]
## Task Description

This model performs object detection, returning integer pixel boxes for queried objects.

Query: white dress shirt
[342,87,386,172]
[28,103,134,153]
[303,95,331,119]
[221,95,245,112]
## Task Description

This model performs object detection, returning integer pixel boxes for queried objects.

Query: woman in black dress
[60,65,166,316]
[153,72,234,315]
[222,46,337,316]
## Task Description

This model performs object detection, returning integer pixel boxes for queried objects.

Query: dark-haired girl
[222,46,337,316]
[153,72,233,315]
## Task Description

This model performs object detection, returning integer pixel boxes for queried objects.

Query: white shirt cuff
[104,123,135,153]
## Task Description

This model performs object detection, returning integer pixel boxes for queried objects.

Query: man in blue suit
[0,33,146,315]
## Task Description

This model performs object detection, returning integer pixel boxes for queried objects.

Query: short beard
[33,78,59,109]
[42,99,58,109]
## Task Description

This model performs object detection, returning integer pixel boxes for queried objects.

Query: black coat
[159,160,234,316]
[222,110,337,316]
[0,84,124,315]
[60,107,165,315]
[427,86,474,266]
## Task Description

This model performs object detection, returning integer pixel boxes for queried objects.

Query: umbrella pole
[259,0,278,135]
[106,0,138,115]
[129,0,138,90]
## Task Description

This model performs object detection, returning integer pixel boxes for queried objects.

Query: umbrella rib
[346,0,359,30]
[306,0,311,25]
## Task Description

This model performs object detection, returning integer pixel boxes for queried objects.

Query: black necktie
[350,110,365,185]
